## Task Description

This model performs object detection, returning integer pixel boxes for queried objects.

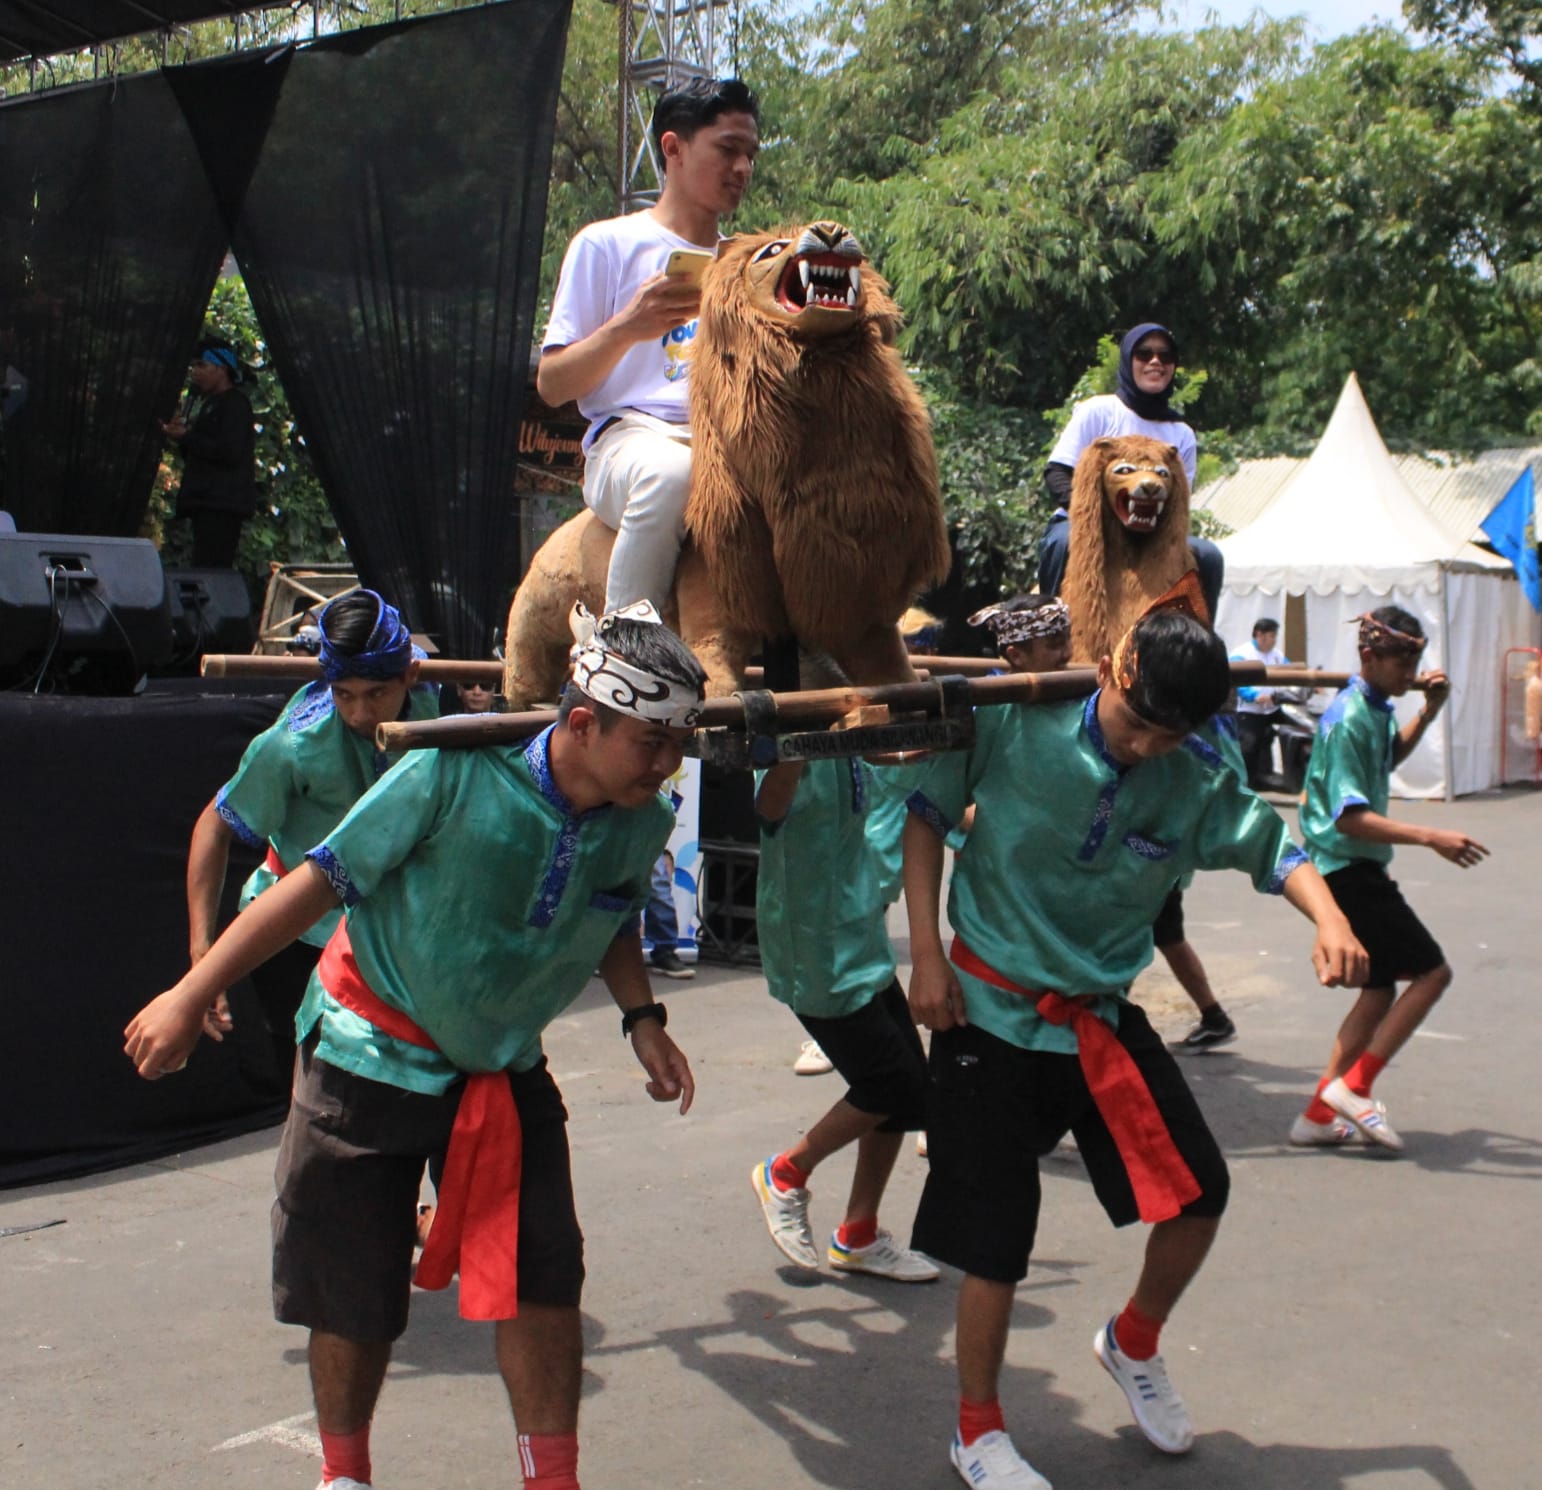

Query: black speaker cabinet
[164,567,255,666]
[0,531,172,690]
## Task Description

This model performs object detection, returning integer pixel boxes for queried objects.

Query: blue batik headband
[319,590,415,681]
[200,347,241,380]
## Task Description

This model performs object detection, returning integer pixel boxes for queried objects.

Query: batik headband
[969,598,1071,646]
[1352,612,1427,659]
[569,601,705,728]
[199,347,241,380]
[1110,569,1211,695]
[318,590,415,681]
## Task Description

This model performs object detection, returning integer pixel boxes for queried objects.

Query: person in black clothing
[161,341,258,568]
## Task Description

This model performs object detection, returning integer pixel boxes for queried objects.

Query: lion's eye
[1154,466,1170,478]
[1110,463,1137,475]
[752,241,790,263]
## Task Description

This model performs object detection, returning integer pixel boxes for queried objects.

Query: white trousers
[582,412,693,612]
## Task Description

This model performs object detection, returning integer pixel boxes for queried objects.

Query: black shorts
[272,1039,585,1341]
[912,1006,1229,1284]
[797,979,927,1133]
[1325,861,1445,989]
[1151,885,1185,949]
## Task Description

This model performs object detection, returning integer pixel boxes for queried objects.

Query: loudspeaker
[0,531,172,691]
[164,567,255,667]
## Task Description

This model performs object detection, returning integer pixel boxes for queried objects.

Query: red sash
[264,845,287,878]
[949,936,1200,1224]
[316,925,523,1320]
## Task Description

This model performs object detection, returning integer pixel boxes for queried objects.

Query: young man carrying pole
[901,583,1367,1489]
[125,601,705,1490]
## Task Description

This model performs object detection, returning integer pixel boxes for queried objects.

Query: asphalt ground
[3,790,1538,1490]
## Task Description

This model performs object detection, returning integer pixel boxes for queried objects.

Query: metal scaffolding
[608,0,732,213]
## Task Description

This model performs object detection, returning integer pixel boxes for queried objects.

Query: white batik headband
[968,597,1071,646]
[569,601,705,728]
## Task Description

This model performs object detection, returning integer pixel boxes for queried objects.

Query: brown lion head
[1093,436,1182,535]
[703,221,902,346]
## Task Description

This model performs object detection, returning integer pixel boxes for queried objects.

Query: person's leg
[1155,889,1234,1047]
[844,1128,904,1228]
[1364,963,1451,1066]
[190,509,244,568]
[1129,1215,1221,1323]
[1162,940,1217,1015]
[643,853,693,978]
[956,1274,1017,1403]
[496,1305,582,1431]
[1313,986,1396,1092]
[583,419,692,612]
[310,1330,392,1432]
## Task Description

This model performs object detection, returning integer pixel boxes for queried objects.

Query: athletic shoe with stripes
[949,1430,1052,1489]
[828,1228,939,1282]
[1093,1318,1195,1454]
[1320,1077,1404,1151]
[750,1156,818,1268]
[1287,1113,1357,1147]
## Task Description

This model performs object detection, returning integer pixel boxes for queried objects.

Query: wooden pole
[374,663,1388,753]
[201,655,505,684]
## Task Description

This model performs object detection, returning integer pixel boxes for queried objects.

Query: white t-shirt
[543,210,717,450]
[1047,394,1198,487]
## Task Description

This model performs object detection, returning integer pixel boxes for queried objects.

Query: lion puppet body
[502,222,950,705]
[1061,434,1196,665]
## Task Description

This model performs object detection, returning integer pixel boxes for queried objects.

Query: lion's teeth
[849,267,860,296]
[799,261,811,291]
[846,284,856,306]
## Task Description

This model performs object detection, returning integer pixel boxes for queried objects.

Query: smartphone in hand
[664,249,714,285]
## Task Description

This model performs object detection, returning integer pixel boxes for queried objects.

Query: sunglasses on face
[1132,345,1175,365]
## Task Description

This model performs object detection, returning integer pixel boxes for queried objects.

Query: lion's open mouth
[776,253,861,313]
[1115,491,1168,532]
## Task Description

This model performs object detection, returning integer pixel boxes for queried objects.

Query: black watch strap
[621,1001,667,1038]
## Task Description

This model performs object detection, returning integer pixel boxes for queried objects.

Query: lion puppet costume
[1061,434,1198,665]
[502,222,950,705]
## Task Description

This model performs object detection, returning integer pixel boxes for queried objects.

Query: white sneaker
[315,1479,372,1489]
[828,1228,939,1282]
[1287,1113,1357,1147]
[1093,1318,1194,1454]
[794,1039,834,1075]
[1320,1076,1404,1151]
[750,1157,818,1268]
[949,1429,1052,1489]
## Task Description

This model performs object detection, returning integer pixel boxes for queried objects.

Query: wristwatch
[621,1002,667,1038]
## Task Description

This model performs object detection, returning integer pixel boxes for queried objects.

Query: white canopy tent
[1214,374,1539,798]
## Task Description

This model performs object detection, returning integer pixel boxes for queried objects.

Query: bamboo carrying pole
[373,664,1394,753]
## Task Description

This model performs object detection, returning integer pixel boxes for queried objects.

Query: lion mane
[1061,435,1195,665]
[685,222,950,655]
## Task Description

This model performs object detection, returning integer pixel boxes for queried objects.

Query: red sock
[518,1431,579,1489]
[1303,1079,1337,1125]
[319,1424,372,1485]
[1344,1052,1387,1098]
[771,1152,810,1192]
[836,1216,878,1251]
[958,1395,1005,1447]
[1112,1300,1164,1361]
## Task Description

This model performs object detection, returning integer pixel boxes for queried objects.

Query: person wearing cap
[900,579,1365,1490]
[1290,606,1488,1153]
[538,78,760,613]
[185,589,438,1087]
[161,338,258,568]
[125,600,706,1490]
[1036,323,1223,619]
[1228,616,1292,789]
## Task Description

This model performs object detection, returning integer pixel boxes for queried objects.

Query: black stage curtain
[2,687,295,1189]
[169,0,571,656]
[0,73,228,535]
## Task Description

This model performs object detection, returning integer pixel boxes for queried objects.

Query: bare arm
[903,812,965,1030]
[124,861,340,1079]
[536,274,700,408]
[187,798,235,963]
[1391,669,1449,765]
[1336,807,1488,867]
[599,933,693,1114]
[1281,860,1369,987]
[753,761,806,825]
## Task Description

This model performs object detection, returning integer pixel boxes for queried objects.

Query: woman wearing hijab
[1037,322,1219,615]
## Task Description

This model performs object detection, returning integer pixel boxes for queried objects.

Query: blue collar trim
[1082,690,1128,776]
[1351,674,1395,713]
